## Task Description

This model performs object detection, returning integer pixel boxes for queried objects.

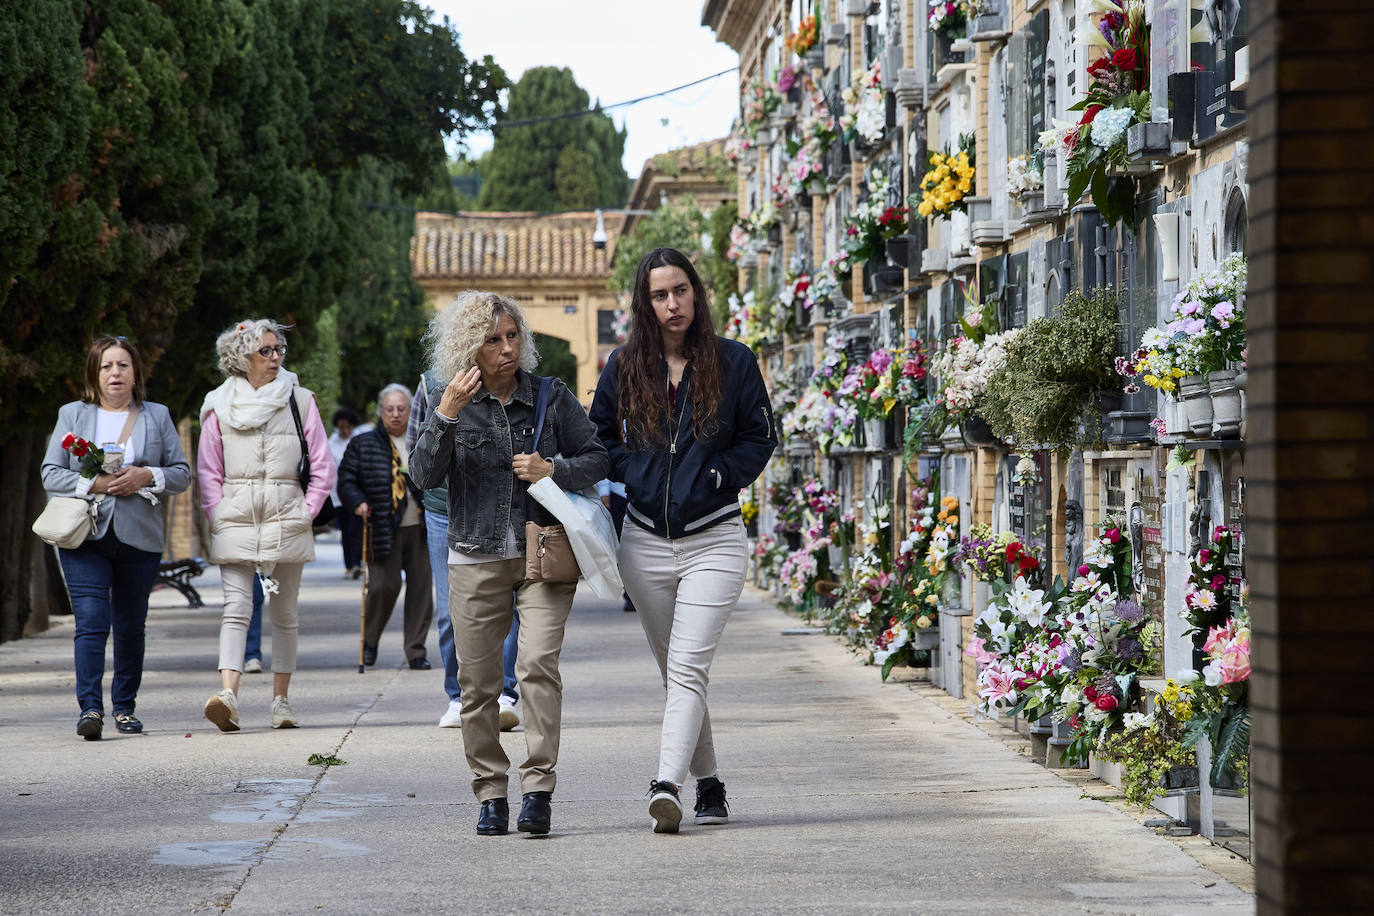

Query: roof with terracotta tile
[410,211,625,280]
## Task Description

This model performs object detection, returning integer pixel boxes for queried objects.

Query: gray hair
[424,290,539,382]
[215,318,289,378]
[376,383,413,412]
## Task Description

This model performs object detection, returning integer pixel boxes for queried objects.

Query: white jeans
[218,562,302,673]
[619,517,748,787]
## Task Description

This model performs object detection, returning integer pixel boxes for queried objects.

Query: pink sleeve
[197,412,225,517]
[303,395,335,517]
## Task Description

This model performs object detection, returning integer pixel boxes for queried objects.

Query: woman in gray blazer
[40,337,191,740]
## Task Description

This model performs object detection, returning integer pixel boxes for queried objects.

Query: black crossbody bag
[287,390,337,530]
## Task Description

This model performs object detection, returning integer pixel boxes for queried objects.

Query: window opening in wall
[1104,463,1127,516]
[1224,187,1247,258]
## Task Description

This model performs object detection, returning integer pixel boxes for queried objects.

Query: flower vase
[912,627,940,650]
[960,414,1000,447]
[1208,369,1242,438]
[863,417,886,451]
[826,544,845,575]
[1179,375,1213,437]
[1164,397,1189,438]
[1235,369,1248,440]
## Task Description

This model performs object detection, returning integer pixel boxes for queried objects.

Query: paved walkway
[0,536,1254,914]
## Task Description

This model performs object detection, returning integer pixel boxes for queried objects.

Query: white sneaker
[243,658,263,673]
[498,696,520,732]
[271,695,297,729]
[204,689,240,732]
[438,700,463,728]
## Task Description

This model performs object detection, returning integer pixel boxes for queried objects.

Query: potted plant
[929,283,1020,445]
[977,288,1120,450]
[840,58,885,148]
[1042,0,1151,228]
[914,134,976,220]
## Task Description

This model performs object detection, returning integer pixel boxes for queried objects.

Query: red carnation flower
[1111,48,1137,71]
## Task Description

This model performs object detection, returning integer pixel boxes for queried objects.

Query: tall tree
[478,67,628,211]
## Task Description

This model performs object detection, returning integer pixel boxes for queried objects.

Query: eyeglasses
[257,345,287,359]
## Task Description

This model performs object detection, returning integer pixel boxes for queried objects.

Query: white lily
[1077,22,1112,52]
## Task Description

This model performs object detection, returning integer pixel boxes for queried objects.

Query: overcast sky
[426,1,741,178]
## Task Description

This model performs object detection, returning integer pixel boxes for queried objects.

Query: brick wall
[1248,0,1374,909]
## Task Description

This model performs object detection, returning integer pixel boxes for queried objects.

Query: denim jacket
[409,370,609,556]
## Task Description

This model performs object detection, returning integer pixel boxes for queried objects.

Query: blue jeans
[57,532,162,716]
[426,510,518,703]
[244,575,264,663]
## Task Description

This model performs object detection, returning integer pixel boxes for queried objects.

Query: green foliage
[534,334,577,392]
[1098,721,1196,809]
[609,196,738,328]
[478,67,628,211]
[307,753,347,766]
[294,305,341,416]
[978,287,1119,449]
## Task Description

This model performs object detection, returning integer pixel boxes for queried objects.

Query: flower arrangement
[928,0,981,35]
[610,309,630,345]
[916,136,976,218]
[1043,0,1150,227]
[874,481,950,678]
[786,12,820,57]
[775,63,802,97]
[952,523,1043,584]
[840,58,885,145]
[1006,154,1044,199]
[744,201,779,239]
[742,80,782,139]
[933,328,1021,422]
[1096,682,1197,807]
[725,223,750,264]
[60,433,124,478]
[782,86,838,200]
[1181,524,1237,639]
[1122,255,1247,394]
[841,171,909,265]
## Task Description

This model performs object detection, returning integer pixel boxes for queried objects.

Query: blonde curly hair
[215,318,289,378]
[425,290,539,381]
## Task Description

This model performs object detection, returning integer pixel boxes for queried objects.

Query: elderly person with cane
[338,384,434,669]
[411,290,608,837]
[197,319,333,731]
[40,335,191,739]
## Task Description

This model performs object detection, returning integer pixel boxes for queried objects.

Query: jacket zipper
[663,369,687,534]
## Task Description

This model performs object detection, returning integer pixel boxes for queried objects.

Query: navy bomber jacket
[590,337,777,539]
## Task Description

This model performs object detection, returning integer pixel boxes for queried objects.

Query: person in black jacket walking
[338,383,434,669]
[590,248,777,834]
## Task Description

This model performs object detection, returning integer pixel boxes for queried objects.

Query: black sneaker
[694,776,729,824]
[647,780,682,834]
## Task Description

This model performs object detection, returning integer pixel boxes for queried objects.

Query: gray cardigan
[41,400,192,554]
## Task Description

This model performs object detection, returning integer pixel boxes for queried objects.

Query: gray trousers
[364,522,434,661]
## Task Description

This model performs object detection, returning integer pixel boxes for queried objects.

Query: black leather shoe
[518,791,552,835]
[476,798,509,836]
[114,713,143,734]
[77,710,102,741]
[408,656,431,670]
[362,645,377,667]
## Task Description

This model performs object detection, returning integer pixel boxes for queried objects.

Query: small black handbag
[287,390,337,530]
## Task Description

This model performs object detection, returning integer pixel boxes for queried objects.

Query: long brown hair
[82,336,147,405]
[616,248,722,446]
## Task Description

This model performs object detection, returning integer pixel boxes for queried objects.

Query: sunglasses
[257,345,287,359]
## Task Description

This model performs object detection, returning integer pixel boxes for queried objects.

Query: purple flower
[1182,318,1206,337]
[1116,637,1143,662]
[1114,599,1145,623]
[1123,382,1141,394]
[1062,649,1083,673]
[1178,300,1202,317]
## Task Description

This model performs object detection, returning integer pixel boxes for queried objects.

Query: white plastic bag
[526,477,623,600]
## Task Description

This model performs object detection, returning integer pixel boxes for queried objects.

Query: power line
[489,67,736,132]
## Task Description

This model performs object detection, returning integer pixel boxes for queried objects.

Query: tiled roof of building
[410,211,624,280]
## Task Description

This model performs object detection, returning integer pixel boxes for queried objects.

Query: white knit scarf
[200,368,300,430]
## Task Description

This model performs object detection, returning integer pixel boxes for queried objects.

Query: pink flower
[1094,694,1119,712]
[1202,621,1236,655]
[1198,549,1211,565]
[965,636,998,668]
[1078,564,1090,577]
[1219,635,1251,683]
[1211,574,1227,591]
[1104,528,1121,544]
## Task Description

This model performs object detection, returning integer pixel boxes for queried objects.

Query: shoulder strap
[531,376,552,444]
[117,405,140,445]
[287,389,310,489]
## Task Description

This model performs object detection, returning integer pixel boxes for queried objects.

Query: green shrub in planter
[979,288,1119,449]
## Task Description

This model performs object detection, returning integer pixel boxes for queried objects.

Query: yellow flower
[924,594,939,606]
[915,615,933,628]
[957,178,971,193]
[1170,368,1185,377]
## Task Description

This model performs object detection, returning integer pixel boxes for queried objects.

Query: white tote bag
[526,477,623,600]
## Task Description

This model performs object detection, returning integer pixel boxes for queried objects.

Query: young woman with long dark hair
[591,248,777,833]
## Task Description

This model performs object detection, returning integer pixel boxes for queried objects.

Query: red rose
[1111,48,1137,71]
[1094,694,1119,712]
[1212,574,1227,590]
[1083,685,1099,701]
[1079,104,1104,126]
[61,433,77,450]
[71,441,89,458]
[1005,543,1022,563]
[1086,58,1110,78]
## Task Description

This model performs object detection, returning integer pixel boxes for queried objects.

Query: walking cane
[359,518,370,674]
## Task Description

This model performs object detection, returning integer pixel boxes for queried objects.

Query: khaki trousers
[448,557,576,800]
[619,517,748,787]
[364,523,434,662]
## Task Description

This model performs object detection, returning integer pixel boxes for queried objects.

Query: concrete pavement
[1,535,1254,914]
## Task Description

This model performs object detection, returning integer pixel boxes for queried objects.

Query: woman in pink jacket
[197,319,333,732]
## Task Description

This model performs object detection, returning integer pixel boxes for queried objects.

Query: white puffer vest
[208,389,316,565]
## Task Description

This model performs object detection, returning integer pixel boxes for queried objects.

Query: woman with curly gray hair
[196,318,334,732]
[411,290,609,837]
